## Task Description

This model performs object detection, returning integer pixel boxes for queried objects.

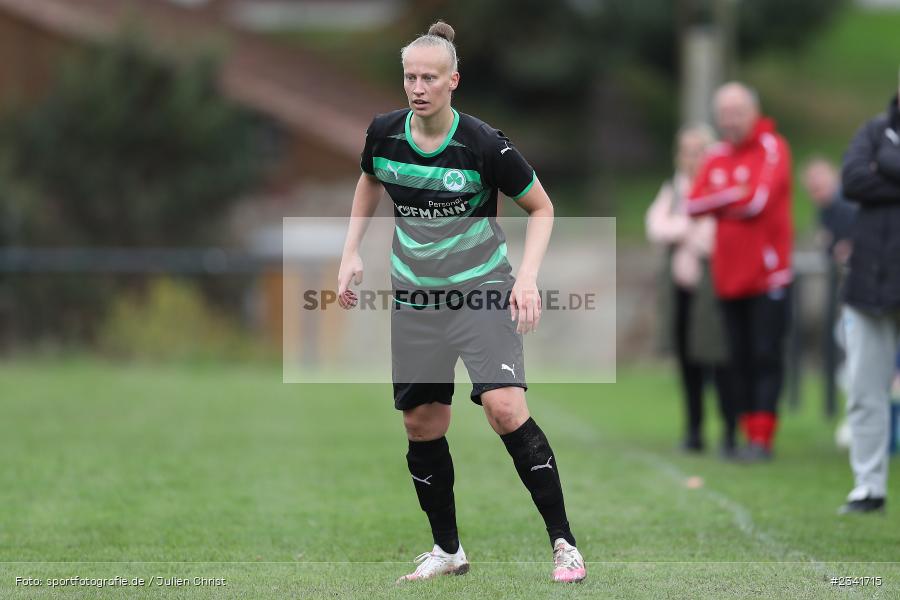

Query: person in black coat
[838,91,900,514]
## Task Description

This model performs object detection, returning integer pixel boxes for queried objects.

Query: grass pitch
[1,359,898,598]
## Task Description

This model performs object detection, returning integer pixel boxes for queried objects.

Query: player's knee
[483,392,528,434]
[403,415,432,440]
[403,407,448,441]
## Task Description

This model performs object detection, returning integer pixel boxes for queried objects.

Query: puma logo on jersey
[530,456,554,471]
[411,474,433,486]
[387,162,399,179]
[500,143,512,155]
[501,363,516,378]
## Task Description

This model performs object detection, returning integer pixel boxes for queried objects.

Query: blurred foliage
[0,33,266,347]
[0,33,263,247]
[737,0,846,57]
[98,278,272,363]
[270,0,843,215]
[406,0,844,208]
[740,6,900,241]
[408,0,845,102]
[616,4,900,241]
[0,150,34,246]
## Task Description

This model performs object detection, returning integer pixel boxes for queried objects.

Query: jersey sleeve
[482,127,536,200]
[360,117,378,175]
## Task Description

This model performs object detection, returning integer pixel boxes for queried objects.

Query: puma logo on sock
[530,456,554,471]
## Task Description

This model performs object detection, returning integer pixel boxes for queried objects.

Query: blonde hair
[677,122,716,148]
[401,20,458,72]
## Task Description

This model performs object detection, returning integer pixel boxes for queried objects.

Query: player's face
[402,46,458,118]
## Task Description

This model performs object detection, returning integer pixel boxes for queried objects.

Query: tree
[3,33,263,247]
[401,0,844,177]
[0,32,266,345]
[409,0,845,100]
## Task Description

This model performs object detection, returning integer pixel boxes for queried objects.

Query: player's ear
[449,71,460,91]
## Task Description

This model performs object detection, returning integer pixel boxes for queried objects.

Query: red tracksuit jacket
[687,117,793,299]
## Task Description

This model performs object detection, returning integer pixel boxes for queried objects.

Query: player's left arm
[486,125,550,334]
[510,176,553,334]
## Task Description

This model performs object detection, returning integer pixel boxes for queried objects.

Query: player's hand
[337,252,363,309]
[509,276,541,334]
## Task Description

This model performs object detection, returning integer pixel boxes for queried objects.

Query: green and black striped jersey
[361,108,536,293]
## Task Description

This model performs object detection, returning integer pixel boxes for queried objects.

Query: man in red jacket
[688,82,793,461]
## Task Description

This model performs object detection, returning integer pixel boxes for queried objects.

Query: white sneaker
[552,538,586,583]
[396,543,469,582]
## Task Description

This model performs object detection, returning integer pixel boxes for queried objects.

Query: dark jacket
[841,94,900,313]
[819,192,857,254]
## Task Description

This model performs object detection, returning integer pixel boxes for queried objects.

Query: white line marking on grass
[6,560,898,564]
[627,448,824,568]
[534,398,831,577]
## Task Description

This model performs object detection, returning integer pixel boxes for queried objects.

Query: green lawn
[1,359,898,598]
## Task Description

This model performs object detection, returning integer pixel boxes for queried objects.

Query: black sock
[406,436,459,553]
[501,417,576,547]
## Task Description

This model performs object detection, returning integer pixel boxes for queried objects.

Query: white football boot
[552,538,586,583]
[396,543,469,583]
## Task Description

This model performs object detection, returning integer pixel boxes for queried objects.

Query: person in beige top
[646,124,736,456]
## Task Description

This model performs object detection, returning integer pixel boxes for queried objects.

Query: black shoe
[680,436,705,454]
[719,441,739,461]
[838,496,886,515]
[735,442,772,463]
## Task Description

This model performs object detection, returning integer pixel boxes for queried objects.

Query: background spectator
[646,124,735,456]
[838,87,900,514]
[801,157,857,448]
[688,82,794,462]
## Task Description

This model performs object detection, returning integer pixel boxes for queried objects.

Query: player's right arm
[338,116,384,306]
[338,172,382,303]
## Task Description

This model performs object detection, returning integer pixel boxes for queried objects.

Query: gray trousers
[843,305,900,498]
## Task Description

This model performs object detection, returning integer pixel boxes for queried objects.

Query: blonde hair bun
[427,21,455,43]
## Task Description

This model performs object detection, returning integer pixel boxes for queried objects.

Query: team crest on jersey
[443,169,467,192]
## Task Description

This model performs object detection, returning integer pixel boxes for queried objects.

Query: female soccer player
[337,20,586,583]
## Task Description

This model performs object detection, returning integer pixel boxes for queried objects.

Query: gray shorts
[391,282,527,410]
